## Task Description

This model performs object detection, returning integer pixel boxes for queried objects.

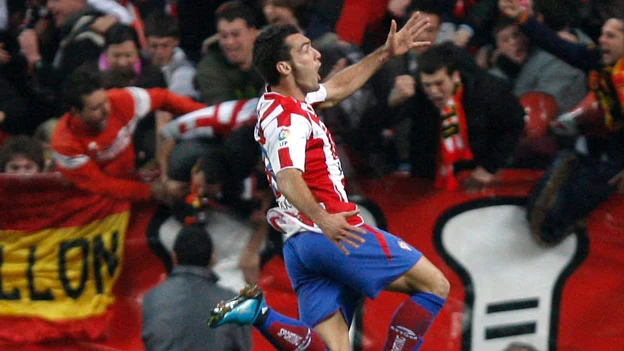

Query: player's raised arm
[321,12,431,107]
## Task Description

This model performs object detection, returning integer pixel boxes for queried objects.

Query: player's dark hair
[174,224,214,267]
[253,24,300,86]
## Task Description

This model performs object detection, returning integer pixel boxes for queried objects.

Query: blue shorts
[283,224,422,327]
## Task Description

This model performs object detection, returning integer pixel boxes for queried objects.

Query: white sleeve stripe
[126,87,152,119]
[160,106,216,139]
[217,101,236,124]
[240,99,259,123]
[258,100,281,122]
[52,151,89,170]
[175,107,215,123]
[260,105,284,130]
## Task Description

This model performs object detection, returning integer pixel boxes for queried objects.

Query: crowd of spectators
[1,0,623,350]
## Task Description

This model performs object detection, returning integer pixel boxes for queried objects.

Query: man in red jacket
[51,70,216,203]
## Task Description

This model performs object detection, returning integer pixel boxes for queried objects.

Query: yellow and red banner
[1,171,622,350]
[0,174,131,344]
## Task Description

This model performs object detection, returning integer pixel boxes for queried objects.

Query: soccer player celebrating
[208,12,450,351]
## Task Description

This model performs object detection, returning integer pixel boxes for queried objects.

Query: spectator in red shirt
[51,69,218,204]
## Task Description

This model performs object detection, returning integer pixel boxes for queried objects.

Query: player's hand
[608,170,624,194]
[384,12,431,58]
[499,0,523,19]
[239,248,261,284]
[317,210,366,255]
[388,75,416,108]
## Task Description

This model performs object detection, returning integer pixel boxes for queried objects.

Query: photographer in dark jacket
[397,43,525,189]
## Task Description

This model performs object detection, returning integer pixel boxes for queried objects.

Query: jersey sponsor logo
[278,127,291,147]
[278,127,290,141]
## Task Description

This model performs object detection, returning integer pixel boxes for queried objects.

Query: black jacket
[398,68,525,178]
[33,6,104,93]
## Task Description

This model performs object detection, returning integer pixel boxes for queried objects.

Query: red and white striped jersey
[254,85,363,230]
[161,98,258,140]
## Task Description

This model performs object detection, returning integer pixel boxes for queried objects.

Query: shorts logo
[398,240,412,251]
[278,128,290,141]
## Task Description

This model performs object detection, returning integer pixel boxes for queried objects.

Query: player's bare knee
[404,267,450,299]
[434,272,450,299]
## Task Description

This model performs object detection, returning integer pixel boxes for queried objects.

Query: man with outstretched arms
[208,13,450,351]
